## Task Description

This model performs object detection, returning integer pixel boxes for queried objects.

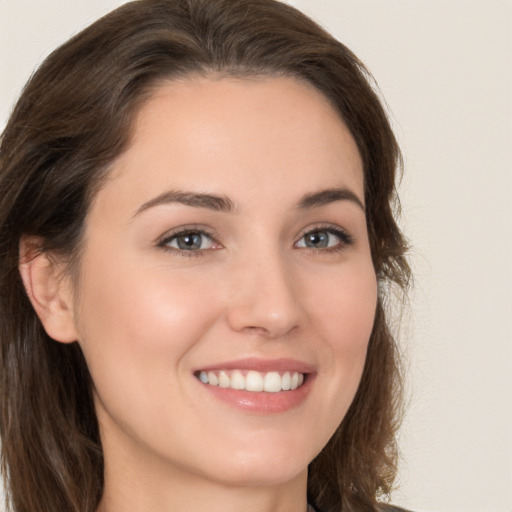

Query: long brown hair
[0,1,409,511]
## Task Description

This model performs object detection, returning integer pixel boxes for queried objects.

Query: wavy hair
[0,1,410,511]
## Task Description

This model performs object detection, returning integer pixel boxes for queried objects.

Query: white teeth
[197,369,306,392]
[230,370,245,390]
[263,371,281,392]
[290,372,299,390]
[246,370,264,392]
[218,370,230,388]
[281,371,291,390]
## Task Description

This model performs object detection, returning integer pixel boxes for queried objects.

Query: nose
[226,251,304,339]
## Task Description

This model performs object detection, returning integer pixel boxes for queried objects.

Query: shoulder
[378,504,414,512]
[313,503,413,512]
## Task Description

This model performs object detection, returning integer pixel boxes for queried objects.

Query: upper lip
[194,357,316,374]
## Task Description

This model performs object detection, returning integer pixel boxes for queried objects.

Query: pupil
[307,231,328,248]
[178,233,201,250]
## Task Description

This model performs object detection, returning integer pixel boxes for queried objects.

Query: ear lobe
[19,238,79,344]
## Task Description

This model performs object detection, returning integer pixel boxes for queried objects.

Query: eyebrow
[133,186,364,218]
[134,190,236,217]
[298,188,365,211]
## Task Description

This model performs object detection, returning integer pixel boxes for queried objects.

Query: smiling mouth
[196,369,306,392]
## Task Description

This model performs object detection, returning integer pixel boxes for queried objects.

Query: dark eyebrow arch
[298,188,365,212]
[133,190,236,217]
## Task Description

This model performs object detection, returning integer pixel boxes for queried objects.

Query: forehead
[95,75,364,217]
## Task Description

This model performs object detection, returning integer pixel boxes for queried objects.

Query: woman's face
[71,76,377,487]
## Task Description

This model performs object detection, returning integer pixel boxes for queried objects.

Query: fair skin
[21,76,377,512]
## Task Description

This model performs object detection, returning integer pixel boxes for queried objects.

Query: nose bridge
[226,240,303,338]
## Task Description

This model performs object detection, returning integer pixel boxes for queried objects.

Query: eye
[295,227,352,251]
[158,230,218,252]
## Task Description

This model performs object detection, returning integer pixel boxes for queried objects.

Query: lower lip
[197,375,315,414]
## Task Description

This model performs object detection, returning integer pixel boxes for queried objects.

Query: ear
[19,237,79,343]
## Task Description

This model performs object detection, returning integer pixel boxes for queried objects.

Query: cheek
[312,261,377,351]
[306,261,377,418]
[77,257,215,346]
[73,257,222,410]
[72,259,233,464]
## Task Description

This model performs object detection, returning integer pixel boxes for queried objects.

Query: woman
[0,1,410,511]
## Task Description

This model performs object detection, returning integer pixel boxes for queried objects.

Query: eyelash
[156,224,354,257]
[157,226,220,258]
[294,224,354,253]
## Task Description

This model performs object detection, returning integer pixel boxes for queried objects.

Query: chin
[207,460,307,488]
[197,441,313,487]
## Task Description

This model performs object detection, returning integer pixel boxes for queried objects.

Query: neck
[98,473,310,512]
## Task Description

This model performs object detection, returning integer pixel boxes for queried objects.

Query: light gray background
[1,1,511,511]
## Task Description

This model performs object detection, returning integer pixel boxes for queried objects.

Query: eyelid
[294,223,354,250]
[154,223,353,256]
[156,225,222,252]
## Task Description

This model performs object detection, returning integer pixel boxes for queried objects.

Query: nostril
[236,322,300,339]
